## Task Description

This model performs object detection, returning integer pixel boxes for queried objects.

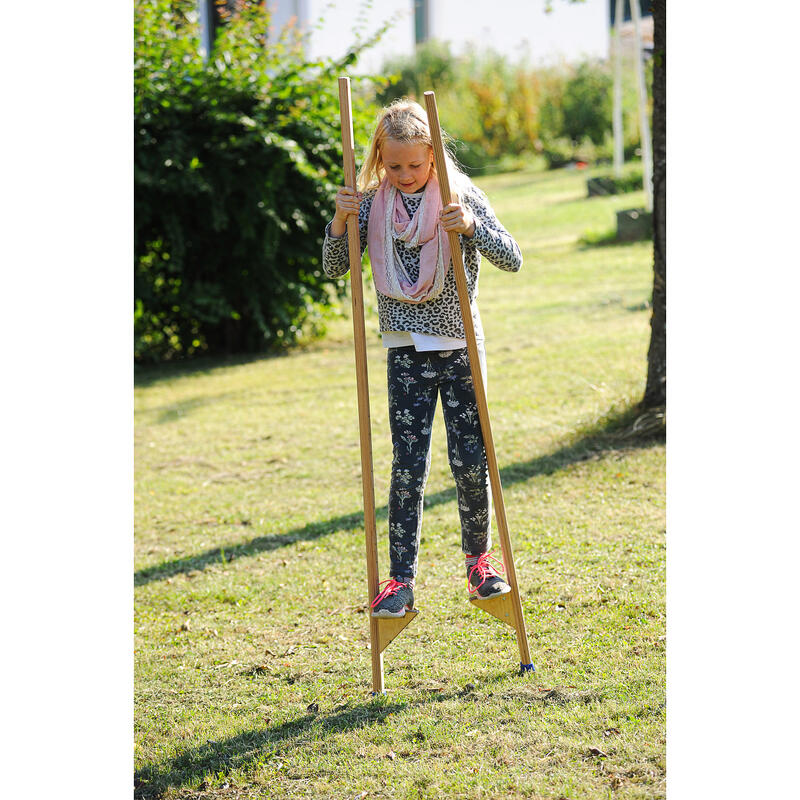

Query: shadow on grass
[134,337,356,391]
[148,391,241,425]
[134,352,288,390]
[135,511,374,585]
[133,698,406,799]
[135,403,663,587]
[142,383,353,425]
[577,228,652,250]
[134,664,585,799]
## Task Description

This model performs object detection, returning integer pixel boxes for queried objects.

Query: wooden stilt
[339,78,420,692]
[338,77,384,693]
[423,91,535,675]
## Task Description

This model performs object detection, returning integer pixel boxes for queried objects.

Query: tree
[642,0,665,410]
[554,0,665,415]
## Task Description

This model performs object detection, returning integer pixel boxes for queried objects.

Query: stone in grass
[616,207,653,242]
[587,176,618,197]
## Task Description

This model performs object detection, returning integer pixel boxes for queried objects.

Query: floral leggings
[386,345,492,581]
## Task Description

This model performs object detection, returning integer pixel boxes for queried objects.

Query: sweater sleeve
[463,184,523,272]
[321,190,375,278]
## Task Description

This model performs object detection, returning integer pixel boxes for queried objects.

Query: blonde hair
[357,99,472,196]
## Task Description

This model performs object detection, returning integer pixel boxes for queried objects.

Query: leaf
[588,746,609,758]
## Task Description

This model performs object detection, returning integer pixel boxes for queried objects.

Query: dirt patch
[500,686,603,706]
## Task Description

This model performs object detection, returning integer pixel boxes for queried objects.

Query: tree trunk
[643,0,666,409]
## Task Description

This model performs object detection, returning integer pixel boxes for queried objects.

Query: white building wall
[267,0,312,35]
[266,0,609,72]
[429,0,609,65]
[267,0,416,73]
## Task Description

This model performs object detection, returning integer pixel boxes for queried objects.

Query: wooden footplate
[469,593,515,627]
[376,610,419,653]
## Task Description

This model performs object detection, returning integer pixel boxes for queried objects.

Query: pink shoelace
[466,551,506,594]
[371,578,409,609]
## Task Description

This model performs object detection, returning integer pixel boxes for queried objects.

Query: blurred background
[135,0,656,366]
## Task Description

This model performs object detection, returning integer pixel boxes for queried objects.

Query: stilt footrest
[376,610,419,653]
[469,593,515,628]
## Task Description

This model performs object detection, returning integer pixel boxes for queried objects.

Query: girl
[323,99,522,618]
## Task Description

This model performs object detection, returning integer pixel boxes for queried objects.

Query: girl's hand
[334,186,362,222]
[330,186,362,238]
[439,200,475,238]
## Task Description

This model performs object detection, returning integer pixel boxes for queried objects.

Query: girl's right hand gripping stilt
[331,186,362,237]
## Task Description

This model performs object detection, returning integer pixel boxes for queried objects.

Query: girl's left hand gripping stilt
[439,198,475,238]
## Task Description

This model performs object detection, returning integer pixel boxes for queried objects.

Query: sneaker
[467,552,511,599]
[371,578,415,618]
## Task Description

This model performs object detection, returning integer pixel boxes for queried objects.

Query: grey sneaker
[467,553,511,599]
[371,578,415,618]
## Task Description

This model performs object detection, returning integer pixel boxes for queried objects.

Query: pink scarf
[367,177,451,303]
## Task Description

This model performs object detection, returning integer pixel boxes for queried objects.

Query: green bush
[377,46,545,175]
[460,51,536,170]
[561,60,612,145]
[376,39,457,105]
[134,0,380,362]
[538,137,590,169]
[376,47,648,174]
[537,66,566,149]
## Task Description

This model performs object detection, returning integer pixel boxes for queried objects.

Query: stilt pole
[338,78,420,693]
[612,0,625,178]
[630,0,653,212]
[423,91,534,674]
[338,77,384,693]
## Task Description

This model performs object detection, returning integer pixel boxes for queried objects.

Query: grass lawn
[134,163,665,799]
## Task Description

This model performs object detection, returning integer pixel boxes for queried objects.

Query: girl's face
[380,139,433,194]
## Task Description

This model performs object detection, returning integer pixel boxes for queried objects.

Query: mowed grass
[134,164,665,799]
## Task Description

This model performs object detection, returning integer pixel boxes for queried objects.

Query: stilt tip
[519,662,536,675]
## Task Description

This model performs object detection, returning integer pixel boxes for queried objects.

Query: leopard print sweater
[322,182,522,340]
